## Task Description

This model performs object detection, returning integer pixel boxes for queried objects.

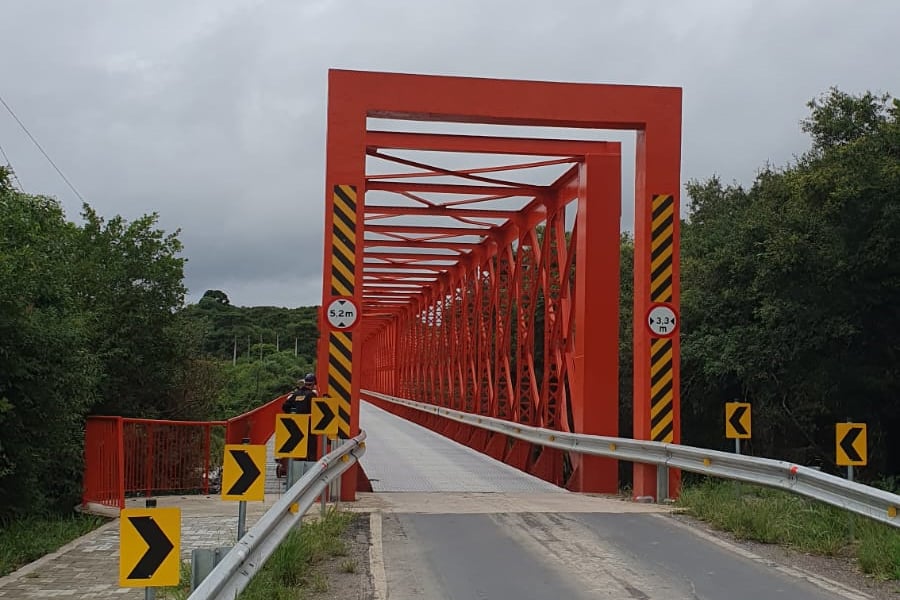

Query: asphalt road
[379,511,864,600]
[361,402,866,600]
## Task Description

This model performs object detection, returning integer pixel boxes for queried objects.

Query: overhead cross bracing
[360,133,618,319]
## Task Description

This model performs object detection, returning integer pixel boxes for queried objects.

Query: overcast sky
[2,1,897,307]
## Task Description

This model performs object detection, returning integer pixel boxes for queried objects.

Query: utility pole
[276,333,280,352]
[232,336,237,366]
[294,337,298,357]
[258,333,263,361]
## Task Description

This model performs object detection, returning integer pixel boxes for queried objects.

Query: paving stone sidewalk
[0,493,293,599]
[0,436,295,599]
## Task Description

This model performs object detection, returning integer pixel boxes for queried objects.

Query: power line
[0,93,84,202]
[0,140,24,190]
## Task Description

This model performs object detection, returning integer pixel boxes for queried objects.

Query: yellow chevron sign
[311,397,340,436]
[119,507,180,587]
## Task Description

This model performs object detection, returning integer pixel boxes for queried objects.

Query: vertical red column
[318,72,366,501]
[633,115,683,500]
[569,153,621,493]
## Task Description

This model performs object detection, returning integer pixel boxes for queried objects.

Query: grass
[238,508,355,600]
[0,513,108,577]
[158,509,356,599]
[678,479,900,580]
[158,561,192,600]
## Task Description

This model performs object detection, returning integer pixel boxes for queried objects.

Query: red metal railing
[83,396,286,509]
[123,419,226,499]
[83,417,125,508]
[83,417,226,509]
[224,394,287,445]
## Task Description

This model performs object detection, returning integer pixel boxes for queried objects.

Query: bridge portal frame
[317,69,682,500]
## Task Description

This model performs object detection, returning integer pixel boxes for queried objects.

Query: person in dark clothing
[276,373,318,478]
[282,373,317,414]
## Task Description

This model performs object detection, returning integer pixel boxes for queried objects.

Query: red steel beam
[364,240,480,249]
[366,205,519,219]
[367,130,619,157]
[367,181,538,197]
[365,225,491,237]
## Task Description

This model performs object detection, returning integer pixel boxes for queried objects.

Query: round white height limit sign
[647,304,678,338]
[327,297,359,330]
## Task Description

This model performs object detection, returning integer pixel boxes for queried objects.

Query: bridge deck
[358,401,561,493]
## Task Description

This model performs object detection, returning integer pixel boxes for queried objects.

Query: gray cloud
[2,0,898,306]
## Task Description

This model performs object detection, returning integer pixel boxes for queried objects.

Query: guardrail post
[656,463,669,503]
[190,547,231,593]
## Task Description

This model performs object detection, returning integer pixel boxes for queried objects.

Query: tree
[680,89,900,477]
[72,206,198,418]
[200,289,231,306]
[0,170,98,519]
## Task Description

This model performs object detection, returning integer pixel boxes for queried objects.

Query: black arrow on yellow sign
[311,397,339,435]
[227,449,261,496]
[840,428,863,462]
[127,516,174,580]
[836,423,867,466]
[278,417,306,454]
[314,401,335,431]
[728,405,749,436]
[725,402,751,439]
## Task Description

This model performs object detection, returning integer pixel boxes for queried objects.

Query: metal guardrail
[364,390,900,528]
[187,432,367,600]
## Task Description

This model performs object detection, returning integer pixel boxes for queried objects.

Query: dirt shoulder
[308,511,375,599]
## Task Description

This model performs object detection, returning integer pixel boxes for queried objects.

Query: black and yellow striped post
[649,193,675,444]
[650,193,674,305]
[327,184,357,442]
[329,331,353,439]
[330,184,357,299]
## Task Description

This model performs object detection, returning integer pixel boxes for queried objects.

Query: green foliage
[679,480,900,580]
[0,182,99,518]
[180,291,320,418]
[680,88,900,477]
[0,167,217,520]
[73,205,208,419]
[184,290,319,362]
[0,513,107,576]
[217,351,313,418]
[618,233,635,436]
